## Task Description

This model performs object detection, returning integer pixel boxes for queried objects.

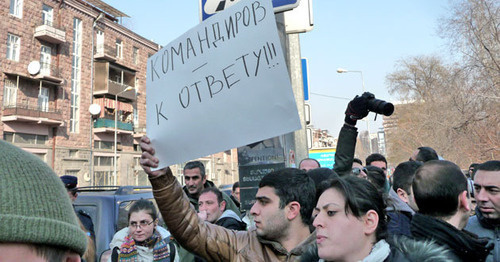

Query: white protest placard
[146,0,301,168]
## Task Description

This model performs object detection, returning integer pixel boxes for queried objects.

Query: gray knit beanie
[0,140,87,256]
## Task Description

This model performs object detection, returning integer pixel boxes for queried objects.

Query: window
[9,0,23,18]
[133,47,139,64]
[115,74,121,83]
[6,33,20,61]
[94,140,113,150]
[96,30,104,54]
[133,105,139,128]
[70,18,82,133]
[3,132,13,142]
[33,153,46,161]
[38,87,49,112]
[3,79,17,107]
[3,132,48,145]
[94,171,112,186]
[42,4,53,26]
[40,45,51,75]
[94,156,113,166]
[116,39,122,58]
[69,149,78,158]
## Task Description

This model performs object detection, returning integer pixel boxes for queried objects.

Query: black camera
[362,92,394,116]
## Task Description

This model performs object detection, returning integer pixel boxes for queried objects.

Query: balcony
[93,61,136,101]
[35,62,64,84]
[2,103,63,126]
[93,118,133,135]
[34,21,66,44]
[94,44,116,62]
[94,80,136,101]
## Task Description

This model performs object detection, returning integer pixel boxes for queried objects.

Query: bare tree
[385,55,499,167]
[384,0,499,168]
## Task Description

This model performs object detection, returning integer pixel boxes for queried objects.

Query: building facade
[1,0,159,186]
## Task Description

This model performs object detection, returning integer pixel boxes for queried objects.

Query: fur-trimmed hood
[300,235,453,262]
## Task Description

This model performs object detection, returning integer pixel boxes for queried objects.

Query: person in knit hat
[0,140,87,261]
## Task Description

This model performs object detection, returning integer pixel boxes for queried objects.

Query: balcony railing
[107,80,136,100]
[94,118,133,131]
[3,103,63,121]
[40,62,61,77]
[95,44,117,61]
[34,62,63,84]
[34,21,66,44]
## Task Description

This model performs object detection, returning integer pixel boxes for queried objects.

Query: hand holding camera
[344,92,394,125]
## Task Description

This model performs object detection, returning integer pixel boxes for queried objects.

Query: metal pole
[114,93,118,186]
[90,20,95,186]
[357,71,372,155]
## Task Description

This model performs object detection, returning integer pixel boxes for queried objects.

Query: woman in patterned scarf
[108,199,179,262]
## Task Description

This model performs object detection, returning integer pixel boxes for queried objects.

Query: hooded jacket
[411,213,492,262]
[300,236,453,262]
[216,209,247,231]
[465,208,500,262]
[386,188,415,237]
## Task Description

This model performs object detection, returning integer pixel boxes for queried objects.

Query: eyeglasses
[352,167,368,176]
[129,220,154,229]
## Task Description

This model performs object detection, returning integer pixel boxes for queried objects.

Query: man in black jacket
[410,160,492,261]
[198,187,246,231]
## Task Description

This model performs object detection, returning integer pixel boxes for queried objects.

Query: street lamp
[337,68,372,154]
[114,86,134,186]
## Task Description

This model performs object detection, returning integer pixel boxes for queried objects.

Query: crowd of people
[0,92,498,262]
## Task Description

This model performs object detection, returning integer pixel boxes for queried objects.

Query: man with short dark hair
[182,161,240,216]
[468,162,479,179]
[198,187,246,231]
[140,139,316,261]
[366,153,387,174]
[392,161,422,212]
[298,158,320,172]
[410,146,439,162]
[385,161,422,237]
[465,160,500,262]
[410,160,491,261]
[231,181,240,208]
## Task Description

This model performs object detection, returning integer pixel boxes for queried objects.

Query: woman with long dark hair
[303,176,452,261]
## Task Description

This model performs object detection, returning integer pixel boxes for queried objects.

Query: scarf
[118,230,171,262]
[361,240,391,262]
[411,213,491,262]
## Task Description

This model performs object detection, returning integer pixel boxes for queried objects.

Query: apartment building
[0,0,159,186]
[1,0,240,187]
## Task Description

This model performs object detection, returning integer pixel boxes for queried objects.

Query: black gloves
[344,93,371,125]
